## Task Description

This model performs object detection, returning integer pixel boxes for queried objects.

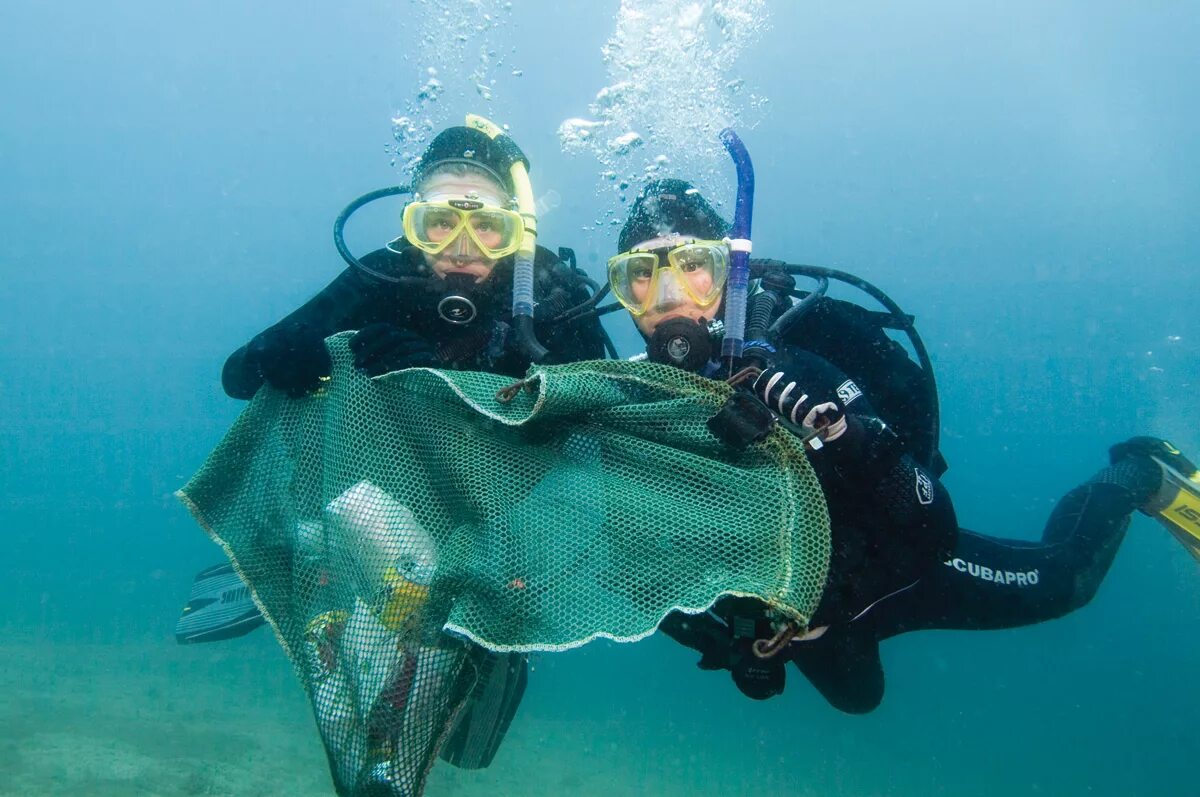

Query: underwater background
[2,1,1197,794]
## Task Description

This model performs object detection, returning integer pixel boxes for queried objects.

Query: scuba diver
[602,175,1200,714]
[220,124,608,401]
[177,118,610,777]
[180,119,610,643]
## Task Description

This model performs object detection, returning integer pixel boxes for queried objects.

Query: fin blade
[175,562,266,644]
[1150,456,1200,561]
[438,651,528,769]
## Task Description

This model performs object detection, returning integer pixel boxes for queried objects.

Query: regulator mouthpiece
[436,273,480,325]
[648,317,715,371]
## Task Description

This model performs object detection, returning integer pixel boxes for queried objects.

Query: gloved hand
[667,602,786,701]
[751,367,848,446]
[801,401,848,443]
[697,633,786,700]
[728,639,786,700]
[247,321,332,398]
[696,638,734,671]
[349,323,438,376]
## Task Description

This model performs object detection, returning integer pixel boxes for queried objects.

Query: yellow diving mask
[401,199,524,259]
[607,240,730,317]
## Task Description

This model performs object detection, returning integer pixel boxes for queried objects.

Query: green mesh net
[179,333,831,796]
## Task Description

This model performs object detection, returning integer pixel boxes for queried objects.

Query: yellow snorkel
[465,113,549,363]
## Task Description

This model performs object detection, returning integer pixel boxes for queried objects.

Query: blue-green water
[2,2,1197,794]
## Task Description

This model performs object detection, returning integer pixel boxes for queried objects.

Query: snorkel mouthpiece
[718,128,755,365]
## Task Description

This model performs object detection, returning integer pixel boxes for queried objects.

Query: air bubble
[558,1,770,209]
[607,131,644,155]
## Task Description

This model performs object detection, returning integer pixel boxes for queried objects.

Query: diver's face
[627,235,722,337]
[417,172,511,282]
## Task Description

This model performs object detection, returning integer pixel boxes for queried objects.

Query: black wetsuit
[661,343,959,701]
[788,455,1159,713]
[662,304,1160,713]
[767,346,960,628]
[222,242,605,399]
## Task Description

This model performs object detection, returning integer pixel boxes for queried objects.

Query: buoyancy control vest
[752,261,947,476]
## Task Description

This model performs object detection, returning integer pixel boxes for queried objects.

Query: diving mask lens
[607,252,660,316]
[607,241,730,316]
[667,241,729,306]
[402,201,523,259]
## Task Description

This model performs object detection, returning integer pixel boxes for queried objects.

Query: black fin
[439,651,528,769]
[175,563,266,644]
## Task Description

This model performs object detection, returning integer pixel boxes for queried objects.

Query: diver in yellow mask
[610,235,731,371]
[186,121,609,649]
[219,124,608,401]
[613,179,1200,713]
[181,122,609,782]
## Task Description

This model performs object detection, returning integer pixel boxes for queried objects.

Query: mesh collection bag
[179,333,831,796]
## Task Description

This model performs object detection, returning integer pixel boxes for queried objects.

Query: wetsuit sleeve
[775,348,959,565]
[221,251,401,399]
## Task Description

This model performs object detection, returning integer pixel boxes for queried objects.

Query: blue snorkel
[719,128,755,370]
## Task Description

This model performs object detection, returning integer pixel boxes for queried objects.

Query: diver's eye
[676,255,709,273]
[630,264,654,282]
[425,211,458,231]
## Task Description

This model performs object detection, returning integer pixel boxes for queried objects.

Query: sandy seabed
[0,633,804,797]
[3,607,1197,797]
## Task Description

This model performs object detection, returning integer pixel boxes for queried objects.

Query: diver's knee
[1062,579,1105,615]
[802,667,883,714]
[828,684,883,715]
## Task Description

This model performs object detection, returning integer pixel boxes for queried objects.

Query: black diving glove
[247,321,332,398]
[750,366,849,445]
[729,640,786,700]
[662,606,786,700]
[698,633,786,700]
[349,323,438,376]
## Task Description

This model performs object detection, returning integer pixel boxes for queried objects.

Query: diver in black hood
[614,178,1200,714]
[220,124,607,400]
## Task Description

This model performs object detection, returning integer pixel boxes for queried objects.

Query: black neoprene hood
[411,126,530,196]
[618,178,730,252]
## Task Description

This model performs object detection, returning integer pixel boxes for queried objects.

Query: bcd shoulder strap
[780,296,946,476]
